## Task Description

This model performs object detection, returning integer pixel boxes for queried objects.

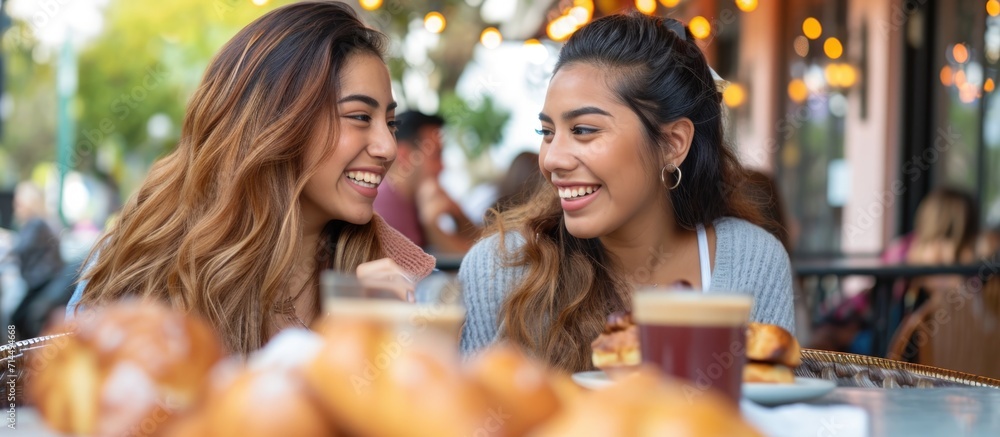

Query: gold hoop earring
[660,163,682,190]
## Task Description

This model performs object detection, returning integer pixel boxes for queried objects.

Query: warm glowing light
[659,0,681,7]
[569,6,591,22]
[955,69,967,87]
[953,43,969,63]
[735,0,758,12]
[788,79,809,103]
[825,64,841,87]
[824,37,843,59]
[793,36,809,57]
[803,18,822,40]
[359,0,382,10]
[840,64,857,88]
[959,83,979,103]
[424,12,446,34]
[251,0,268,5]
[989,0,1000,17]
[690,16,712,40]
[547,15,581,41]
[987,78,996,93]
[480,27,502,49]
[941,66,954,86]
[723,83,747,107]
[524,38,549,65]
[636,0,657,15]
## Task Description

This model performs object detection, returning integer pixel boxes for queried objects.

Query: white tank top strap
[696,223,712,291]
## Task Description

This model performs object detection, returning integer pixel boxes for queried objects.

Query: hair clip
[663,18,687,42]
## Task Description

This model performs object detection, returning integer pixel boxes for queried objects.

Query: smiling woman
[63,1,435,355]
[460,12,795,372]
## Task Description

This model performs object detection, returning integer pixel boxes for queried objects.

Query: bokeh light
[723,83,747,108]
[359,0,382,10]
[988,0,1000,17]
[952,43,969,64]
[659,0,681,7]
[735,0,758,13]
[793,36,809,57]
[480,27,502,49]
[940,65,954,86]
[689,16,711,40]
[824,37,843,59]
[788,79,809,103]
[636,0,657,15]
[986,78,996,93]
[424,12,446,34]
[803,18,822,40]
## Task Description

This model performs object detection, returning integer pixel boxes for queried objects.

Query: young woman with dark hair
[460,13,794,372]
[66,1,435,355]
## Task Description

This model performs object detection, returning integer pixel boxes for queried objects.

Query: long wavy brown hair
[78,1,387,354]
[491,13,767,372]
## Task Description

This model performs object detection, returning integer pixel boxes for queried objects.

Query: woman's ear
[660,118,695,166]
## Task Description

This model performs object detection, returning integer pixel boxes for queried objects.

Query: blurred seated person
[9,182,67,339]
[375,111,479,253]
[811,187,978,353]
[493,151,545,212]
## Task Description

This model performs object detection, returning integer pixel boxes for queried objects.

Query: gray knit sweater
[458,217,796,356]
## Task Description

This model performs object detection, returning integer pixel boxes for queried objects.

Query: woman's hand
[356,258,416,302]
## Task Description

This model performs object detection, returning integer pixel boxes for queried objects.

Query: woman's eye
[571,126,598,135]
[388,120,400,132]
[348,114,372,123]
[535,128,553,136]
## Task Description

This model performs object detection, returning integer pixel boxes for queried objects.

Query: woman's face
[301,53,397,230]
[538,63,666,240]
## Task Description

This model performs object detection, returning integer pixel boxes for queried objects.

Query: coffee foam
[324,298,466,325]
[631,291,752,326]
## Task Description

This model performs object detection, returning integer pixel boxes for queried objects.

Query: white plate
[742,377,836,405]
[572,370,615,390]
[572,371,836,405]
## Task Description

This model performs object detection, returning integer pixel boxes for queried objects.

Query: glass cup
[631,289,752,404]
[320,271,466,345]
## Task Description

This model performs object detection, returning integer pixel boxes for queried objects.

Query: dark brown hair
[491,12,764,372]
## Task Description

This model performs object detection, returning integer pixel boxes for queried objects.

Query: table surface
[11,387,1000,436]
[806,387,1000,436]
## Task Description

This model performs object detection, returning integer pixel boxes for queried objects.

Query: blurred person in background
[7,181,67,339]
[811,187,979,353]
[375,110,479,253]
[492,151,545,213]
[65,2,435,355]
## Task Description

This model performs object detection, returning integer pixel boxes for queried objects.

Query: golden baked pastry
[28,302,224,436]
[742,362,795,384]
[745,322,801,368]
[530,367,764,437]
[466,345,565,436]
[303,316,490,437]
[591,312,640,378]
[200,369,337,437]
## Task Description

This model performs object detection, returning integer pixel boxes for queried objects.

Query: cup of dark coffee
[631,290,752,404]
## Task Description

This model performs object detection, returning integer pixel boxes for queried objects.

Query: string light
[424,12,446,34]
[788,79,809,103]
[480,27,502,49]
[636,0,657,15]
[735,0,757,13]
[359,0,382,10]
[689,16,712,40]
[824,37,843,59]
[803,18,822,40]
[723,83,747,107]
[953,43,969,63]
